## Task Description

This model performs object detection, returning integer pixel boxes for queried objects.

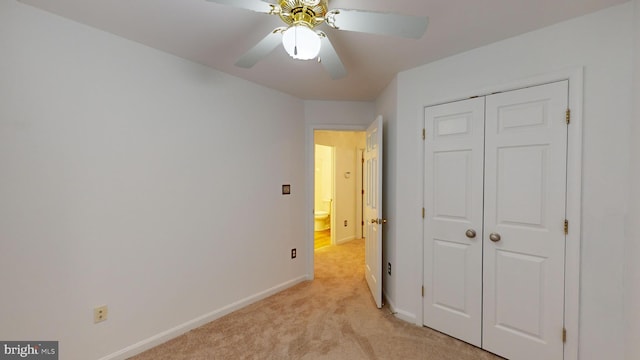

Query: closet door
[423,98,485,346]
[482,81,568,360]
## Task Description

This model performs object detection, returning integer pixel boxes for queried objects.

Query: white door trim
[419,68,583,360]
[305,124,368,280]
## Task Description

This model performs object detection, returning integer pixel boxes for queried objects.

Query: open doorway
[307,118,384,308]
[313,144,333,249]
[313,130,366,250]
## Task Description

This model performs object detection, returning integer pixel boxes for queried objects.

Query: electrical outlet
[291,248,296,259]
[388,262,392,275]
[94,305,108,323]
[344,220,347,227]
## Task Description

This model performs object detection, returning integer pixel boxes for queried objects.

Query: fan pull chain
[294,26,298,56]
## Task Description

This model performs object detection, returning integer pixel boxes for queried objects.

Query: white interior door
[482,81,568,360]
[423,98,485,346]
[364,115,383,308]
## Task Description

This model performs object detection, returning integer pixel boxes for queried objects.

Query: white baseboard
[383,290,417,324]
[393,307,417,324]
[335,235,355,245]
[99,275,308,360]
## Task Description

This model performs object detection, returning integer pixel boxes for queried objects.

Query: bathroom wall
[315,131,366,243]
[314,145,333,217]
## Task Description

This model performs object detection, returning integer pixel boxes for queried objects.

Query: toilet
[314,210,330,231]
[314,199,332,231]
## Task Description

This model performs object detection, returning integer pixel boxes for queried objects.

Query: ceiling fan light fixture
[282,24,321,60]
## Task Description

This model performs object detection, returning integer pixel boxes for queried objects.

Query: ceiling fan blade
[318,32,346,80]
[205,0,277,14]
[326,9,428,39]
[235,28,285,68]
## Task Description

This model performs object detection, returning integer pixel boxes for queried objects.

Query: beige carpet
[130,240,502,359]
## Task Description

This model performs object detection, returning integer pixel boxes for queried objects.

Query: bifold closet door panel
[482,81,569,360]
[423,97,485,347]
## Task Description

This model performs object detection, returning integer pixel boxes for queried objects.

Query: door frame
[420,68,583,360]
[306,124,368,280]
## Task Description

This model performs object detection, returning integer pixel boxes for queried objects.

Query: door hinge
[566,109,571,125]
[361,220,364,226]
[422,208,425,218]
[562,328,567,343]
[422,128,426,140]
[361,189,365,195]
[422,286,425,297]
[362,157,364,164]
[564,219,569,235]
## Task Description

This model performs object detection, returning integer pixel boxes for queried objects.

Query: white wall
[304,100,375,127]
[0,2,307,359]
[315,131,366,243]
[380,3,633,359]
[624,1,640,359]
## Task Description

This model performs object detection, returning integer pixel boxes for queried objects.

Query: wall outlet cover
[94,305,108,323]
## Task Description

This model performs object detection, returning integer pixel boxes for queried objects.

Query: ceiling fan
[206,0,429,79]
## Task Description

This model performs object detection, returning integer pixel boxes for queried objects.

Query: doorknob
[489,233,501,242]
[370,218,387,224]
[465,229,476,238]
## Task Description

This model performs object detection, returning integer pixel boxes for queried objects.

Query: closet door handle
[465,229,476,239]
[489,233,501,242]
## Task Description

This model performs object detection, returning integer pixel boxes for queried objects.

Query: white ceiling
[19,0,628,101]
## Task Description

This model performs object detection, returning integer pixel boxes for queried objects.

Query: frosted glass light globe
[282,25,321,60]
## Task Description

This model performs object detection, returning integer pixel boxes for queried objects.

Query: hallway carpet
[130,240,502,359]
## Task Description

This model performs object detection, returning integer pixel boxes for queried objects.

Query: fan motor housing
[278,0,327,28]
